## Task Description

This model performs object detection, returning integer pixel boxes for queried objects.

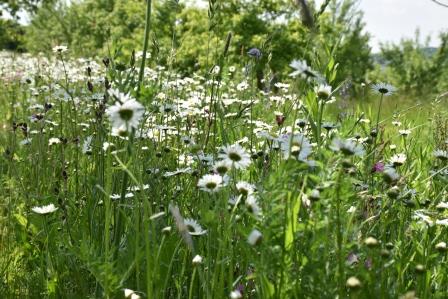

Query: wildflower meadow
[1,0,448,298]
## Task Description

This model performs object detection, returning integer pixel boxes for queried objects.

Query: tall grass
[1,5,448,299]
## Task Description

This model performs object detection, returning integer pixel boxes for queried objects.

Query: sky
[355,0,448,52]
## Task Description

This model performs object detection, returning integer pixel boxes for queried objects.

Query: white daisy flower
[413,211,434,226]
[371,82,396,96]
[230,290,243,299]
[192,255,203,265]
[434,149,448,161]
[106,89,145,133]
[247,229,262,246]
[31,204,58,215]
[184,218,207,236]
[330,138,364,156]
[52,45,68,53]
[390,153,406,167]
[279,133,313,161]
[245,195,262,217]
[197,174,223,193]
[48,137,61,146]
[436,202,448,210]
[436,219,448,226]
[219,144,251,170]
[213,160,232,176]
[399,129,411,136]
[236,181,256,196]
[289,59,317,80]
[315,84,332,99]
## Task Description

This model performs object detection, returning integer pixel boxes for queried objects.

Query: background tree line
[1,0,447,95]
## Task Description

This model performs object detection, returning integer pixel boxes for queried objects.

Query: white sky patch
[320,0,448,52]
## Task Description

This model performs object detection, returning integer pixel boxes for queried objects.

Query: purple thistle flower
[372,162,385,173]
[247,48,262,59]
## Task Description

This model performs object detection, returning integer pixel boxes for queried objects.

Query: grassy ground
[1,51,448,299]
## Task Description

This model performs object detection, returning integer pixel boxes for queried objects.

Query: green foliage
[371,31,448,96]
[0,18,26,51]
[22,0,373,86]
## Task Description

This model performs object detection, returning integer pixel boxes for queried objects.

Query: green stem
[137,0,153,96]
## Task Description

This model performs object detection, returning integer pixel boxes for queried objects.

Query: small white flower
[331,138,364,156]
[52,45,68,53]
[106,89,145,134]
[31,204,58,215]
[213,160,232,176]
[197,174,223,193]
[413,211,434,226]
[390,153,406,167]
[124,289,134,298]
[219,144,251,170]
[184,218,207,236]
[436,219,448,226]
[399,129,411,137]
[192,255,203,265]
[436,202,448,210]
[247,229,262,246]
[130,294,141,299]
[436,242,447,251]
[236,181,255,196]
[346,276,361,288]
[245,195,262,217]
[279,133,313,161]
[82,136,93,154]
[48,137,61,145]
[230,290,243,299]
[315,84,332,99]
[371,82,396,96]
[347,206,357,213]
[289,59,317,80]
[434,149,448,161]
